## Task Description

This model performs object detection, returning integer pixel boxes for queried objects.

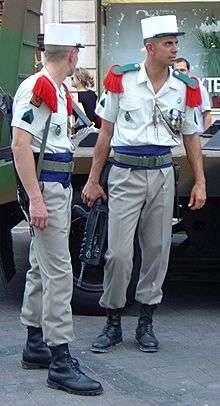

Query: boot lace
[64,350,84,375]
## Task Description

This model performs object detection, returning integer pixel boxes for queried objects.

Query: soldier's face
[173,60,189,75]
[152,36,179,66]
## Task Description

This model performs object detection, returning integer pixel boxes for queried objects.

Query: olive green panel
[0,161,17,204]
[0,0,42,205]
[0,0,42,95]
[0,120,10,148]
[173,155,220,198]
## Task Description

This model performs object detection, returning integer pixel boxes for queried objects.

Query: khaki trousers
[21,182,74,346]
[99,165,175,309]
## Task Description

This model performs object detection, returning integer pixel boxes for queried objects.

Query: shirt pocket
[118,101,145,129]
[49,113,67,137]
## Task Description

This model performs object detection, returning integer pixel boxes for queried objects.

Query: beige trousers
[21,182,74,346]
[99,165,175,309]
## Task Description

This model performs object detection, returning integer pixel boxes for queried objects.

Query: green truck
[1,0,220,312]
[0,0,42,283]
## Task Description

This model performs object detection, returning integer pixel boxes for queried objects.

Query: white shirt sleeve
[200,84,211,113]
[182,106,198,135]
[95,90,119,123]
[12,79,50,137]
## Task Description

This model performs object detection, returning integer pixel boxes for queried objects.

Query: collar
[137,63,181,91]
[40,67,66,99]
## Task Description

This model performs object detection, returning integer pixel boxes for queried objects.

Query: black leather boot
[22,326,52,369]
[135,304,159,352]
[91,308,123,353]
[47,343,103,396]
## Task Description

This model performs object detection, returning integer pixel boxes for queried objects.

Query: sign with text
[201,78,220,93]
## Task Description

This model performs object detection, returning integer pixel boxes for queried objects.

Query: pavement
[0,227,220,405]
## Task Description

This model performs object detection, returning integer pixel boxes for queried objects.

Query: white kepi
[141,15,185,41]
[44,23,85,48]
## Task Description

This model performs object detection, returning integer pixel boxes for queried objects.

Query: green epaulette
[172,69,198,89]
[112,63,140,75]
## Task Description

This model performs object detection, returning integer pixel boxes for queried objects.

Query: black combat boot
[47,343,103,396]
[91,308,123,353]
[22,326,52,369]
[135,304,159,352]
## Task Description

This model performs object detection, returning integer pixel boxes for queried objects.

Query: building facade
[42,0,220,116]
[41,0,99,90]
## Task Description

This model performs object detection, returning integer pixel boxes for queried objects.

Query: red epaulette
[33,75,57,112]
[186,77,202,108]
[103,63,140,93]
[103,64,124,94]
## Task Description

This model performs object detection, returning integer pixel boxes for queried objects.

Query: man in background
[174,57,212,134]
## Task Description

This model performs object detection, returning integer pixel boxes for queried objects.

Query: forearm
[183,134,206,184]
[88,129,112,184]
[203,111,212,131]
[12,144,42,200]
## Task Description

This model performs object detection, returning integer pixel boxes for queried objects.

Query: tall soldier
[11,23,102,396]
[82,15,206,353]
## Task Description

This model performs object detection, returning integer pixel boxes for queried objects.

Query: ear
[145,42,154,54]
[69,48,76,63]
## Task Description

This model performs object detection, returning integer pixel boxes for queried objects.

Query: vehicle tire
[69,187,140,314]
[0,202,24,285]
[182,199,220,257]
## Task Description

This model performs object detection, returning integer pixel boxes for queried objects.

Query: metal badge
[125,111,131,121]
[55,125,61,136]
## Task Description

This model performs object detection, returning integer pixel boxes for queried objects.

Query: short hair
[44,45,75,63]
[174,57,190,70]
[143,37,159,46]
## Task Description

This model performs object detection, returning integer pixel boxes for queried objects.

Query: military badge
[55,124,61,136]
[100,97,105,108]
[30,94,42,108]
[125,111,131,121]
[21,109,34,124]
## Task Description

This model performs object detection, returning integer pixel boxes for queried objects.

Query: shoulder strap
[172,69,198,89]
[36,113,52,179]
[172,69,202,107]
[103,63,140,93]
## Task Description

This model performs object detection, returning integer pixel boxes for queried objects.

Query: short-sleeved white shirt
[12,67,74,154]
[96,62,198,147]
[195,82,211,134]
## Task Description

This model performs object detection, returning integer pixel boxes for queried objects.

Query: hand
[29,196,48,230]
[81,180,107,208]
[188,182,206,210]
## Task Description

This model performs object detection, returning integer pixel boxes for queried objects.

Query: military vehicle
[0,0,42,283]
[1,0,220,312]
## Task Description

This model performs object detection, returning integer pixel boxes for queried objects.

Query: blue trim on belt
[113,145,171,156]
[39,152,73,188]
[112,145,172,170]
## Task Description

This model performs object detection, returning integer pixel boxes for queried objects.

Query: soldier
[82,15,206,353]
[173,57,212,134]
[11,23,102,396]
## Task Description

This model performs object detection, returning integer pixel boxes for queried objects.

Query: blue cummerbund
[35,152,73,188]
[113,145,172,170]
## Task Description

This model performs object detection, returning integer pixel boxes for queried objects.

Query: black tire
[69,187,140,314]
[0,202,24,285]
[182,199,220,257]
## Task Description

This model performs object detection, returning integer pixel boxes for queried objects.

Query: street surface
[0,225,220,405]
